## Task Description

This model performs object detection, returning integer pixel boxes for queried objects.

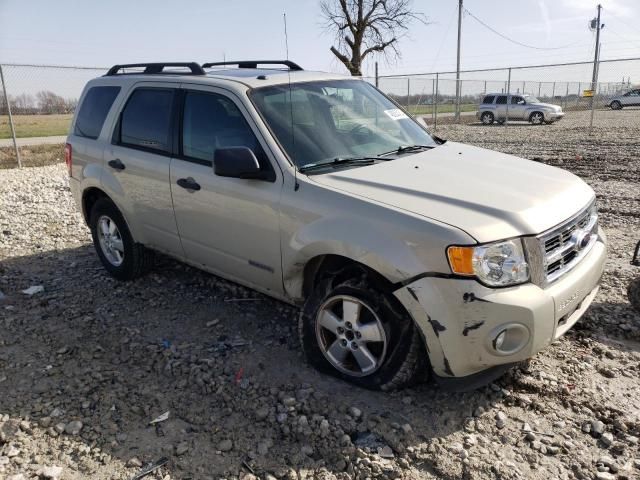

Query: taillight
[64,143,72,176]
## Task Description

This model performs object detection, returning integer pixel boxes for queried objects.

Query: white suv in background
[66,61,605,391]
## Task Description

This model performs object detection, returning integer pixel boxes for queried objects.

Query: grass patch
[0,114,72,139]
[407,104,477,115]
[0,143,65,169]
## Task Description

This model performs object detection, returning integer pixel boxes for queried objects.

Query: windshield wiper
[298,156,383,173]
[378,144,436,157]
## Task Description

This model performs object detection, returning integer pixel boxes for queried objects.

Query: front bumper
[546,111,565,121]
[394,229,606,379]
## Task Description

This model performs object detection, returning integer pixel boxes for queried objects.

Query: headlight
[447,239,530,287]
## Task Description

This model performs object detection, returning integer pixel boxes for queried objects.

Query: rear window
[482,95,495,104]
[119,88,174,154]
[496,96,507,104]
[74,86,120,139]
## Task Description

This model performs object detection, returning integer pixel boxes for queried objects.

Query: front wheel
[529,111,545,125]
[299,274,427,391]
[610,101,622,110]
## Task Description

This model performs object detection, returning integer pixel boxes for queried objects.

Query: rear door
[105,83,183,256]
[495,95,508,120]
[622,89,640,106]
[170,85,284,294]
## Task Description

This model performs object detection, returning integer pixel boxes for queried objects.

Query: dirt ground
[0,111,639,480]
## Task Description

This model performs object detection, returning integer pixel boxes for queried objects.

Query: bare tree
[36,90,67,114]
[321,0,425,76]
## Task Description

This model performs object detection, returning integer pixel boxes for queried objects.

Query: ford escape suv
[67,61,606,391]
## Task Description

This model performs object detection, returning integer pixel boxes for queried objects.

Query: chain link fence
[0,63,106,168]
[367,57,640,131]
[1,59,639,167]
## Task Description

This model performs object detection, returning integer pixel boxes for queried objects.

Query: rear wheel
[89,198,153,280]
[610,101,622,110]
[529,111,544,125]
[480,112,494,125]
[299,272,427,390]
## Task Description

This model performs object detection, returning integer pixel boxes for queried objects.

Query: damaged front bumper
[394,233,606,384]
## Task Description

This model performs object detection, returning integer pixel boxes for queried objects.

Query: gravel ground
[0,112,639,480]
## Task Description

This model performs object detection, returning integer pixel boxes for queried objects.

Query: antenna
[284,12,299,191]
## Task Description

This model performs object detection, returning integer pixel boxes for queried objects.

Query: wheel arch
[81,187,139,243]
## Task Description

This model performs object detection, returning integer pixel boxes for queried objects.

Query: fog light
[487,324,530,356]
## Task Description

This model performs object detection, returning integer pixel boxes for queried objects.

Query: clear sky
[1,0,639,79]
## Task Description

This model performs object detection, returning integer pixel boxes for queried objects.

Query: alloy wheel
[315,295,387,377]
[97,215,124,266]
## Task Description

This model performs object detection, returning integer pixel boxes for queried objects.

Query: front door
[495,94,508,120]
[170,86,284,295]
[509,95,526,120]
[622,89,640,106]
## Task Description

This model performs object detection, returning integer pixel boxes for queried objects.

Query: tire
[89,198,153,280]
[610,101,622,110]
[480,112,494,125]
[529,111,544,125]
[299,271,427,391]
[629,278,640,313]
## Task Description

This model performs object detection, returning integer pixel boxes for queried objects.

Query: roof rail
[202,60,303,71]
[105,62,205,76]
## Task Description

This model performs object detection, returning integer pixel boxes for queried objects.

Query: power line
[463,7,585,51]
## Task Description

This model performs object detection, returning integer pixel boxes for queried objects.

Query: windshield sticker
[383,109,408,120]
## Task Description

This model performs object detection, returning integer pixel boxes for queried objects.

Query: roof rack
[202,60,303,71]
[105,62,205,76]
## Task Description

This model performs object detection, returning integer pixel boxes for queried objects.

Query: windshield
[524,95,541,103]
[250,80,437,168]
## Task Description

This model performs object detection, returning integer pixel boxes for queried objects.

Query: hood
[529,102,562,111]
[309,142,594,243]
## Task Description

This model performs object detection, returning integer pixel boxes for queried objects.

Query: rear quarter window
[482,95,495,104]
[74,86,121,139]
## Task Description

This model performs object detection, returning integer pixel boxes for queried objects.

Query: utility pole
[590,4,603,93]
[455,0,463,122]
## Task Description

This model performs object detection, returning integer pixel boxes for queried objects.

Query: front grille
[538,202,598,283]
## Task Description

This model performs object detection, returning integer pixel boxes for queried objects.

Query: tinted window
[74,86,120,139]
[496,96,507,104]
[182,91,262,163]
[511,96,523,104]
[482,95,495,104]
[120,88,174,153]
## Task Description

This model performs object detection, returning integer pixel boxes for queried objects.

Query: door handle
[108,159,125,170]
[177,177,201,191]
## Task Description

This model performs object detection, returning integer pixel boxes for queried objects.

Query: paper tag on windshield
[383,109,408,120]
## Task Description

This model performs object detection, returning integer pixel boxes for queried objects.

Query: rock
[591,420,605,438]
[495,411,507,429]
[6,445,19,457]
[21,285,44,295]
[595,473,615,480]
[7,474,26,480]
[601,432,614,447]
[348,406,362,419]
[377,445,394,458]
[525,432,536,442]
[217,439,233,452]
[255,406,269,420]
[64,420,83,435]
[126,457,143,468]
[175,442,189,456]
[39,466,63,479]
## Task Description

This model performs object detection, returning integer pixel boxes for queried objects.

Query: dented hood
[309,142,594,243]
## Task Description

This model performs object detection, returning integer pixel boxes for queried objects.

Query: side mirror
[214,147,266,180]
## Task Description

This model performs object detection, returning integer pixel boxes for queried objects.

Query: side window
[496,96,507,104]
[74,86,120,139]
[182,91,265,165]
[119,88,174,154]
[482,95,495,104]
[511,96,523,104]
